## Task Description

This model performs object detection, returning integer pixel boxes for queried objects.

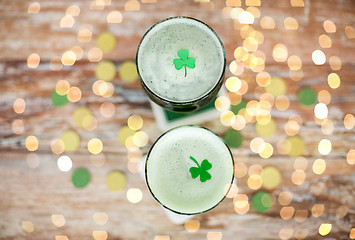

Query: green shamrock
[189,156,212,182]
[173,49,196,77]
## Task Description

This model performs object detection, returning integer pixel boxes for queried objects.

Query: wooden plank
[0,0,355,64]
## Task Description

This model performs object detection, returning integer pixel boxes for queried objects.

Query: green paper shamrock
[173,49,196,77]
[189,156,212,182]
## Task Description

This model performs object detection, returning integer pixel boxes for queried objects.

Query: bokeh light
[66,5,80,16]
[60,15,75,28]
[311,204,324,217]
[284,17,298,30]
[106,171,126,191]
[294,209,308,222]
[127,114,144,130]
[96,61,116,81]
[323,20,336,33]
[260,16,275,29]
[279,229,293,240]
[88,47,103,62]
[329,56,342,70]
[255,119,276,137]
[27,53,40,68]
[207,232,222,240]
[319,34,332,48]
[251,191,273,213]
[88,138,103,154]
[97,32,117,53]
[319,223,332,236]
[293,157,308,171]
[28,2,40,13]
[215,96,231,112]
[314,103,328,119]
[119,61,138,83]
[292,170,306,185]
[347,149,355,165]
[225,77,242,92]
[51,139,65,154]
[327,73,341,89]
[344,114,355,129]
[318,139,331,155]
[261,166,281,189]
[298,87,317,106]
[287,55,302,71]
[127,188,143,203]
[93,212,108,225]
[61,130,80,152]
[265,77,286,97]
[285,136,304,157]
[278,191,293,206]
[238,11,254,24]
[21,220,34,233]
[72,168,91,188]
[26,135,39,151]
[77,25,93,42]
[61,51,76,66]
[52,214,65,227]
[67,87,82,102]
[57,156,72,172]
[107,11,123,23]
[312,50,326,65]
[233,194,250,214]
[56,80,70,96]
[312,158,326,174]
[258,143,273,158]
[13,98,26,114]
[247,174,262,189]
[100,102,115,118]
[133,131,149,147]
[11,119,25,134]
[290,0,304,7]
[26,153,39,168]
[280,206,294,220]
[318,90,331,105]
[184,220,200,233]
[92,231,108,240]
[273,44,288,62]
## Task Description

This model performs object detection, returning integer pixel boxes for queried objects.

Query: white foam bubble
[137,17,225,102]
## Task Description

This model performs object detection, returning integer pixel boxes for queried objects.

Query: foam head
[146,125,234,215]
[137,17,225,103]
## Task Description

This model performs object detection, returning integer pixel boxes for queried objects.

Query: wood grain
[1,0,355,239]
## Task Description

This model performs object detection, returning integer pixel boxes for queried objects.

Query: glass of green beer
[136,16,226,112]
[145,125,234,215]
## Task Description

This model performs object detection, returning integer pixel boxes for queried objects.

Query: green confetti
[189,156,212,182]
[231,100,247,115]
[173,49,196,77]
[223,129,243,149]
[298,87,317,106]
[51,90,69,107]
[72,168,91,188]
[251,191,273,213]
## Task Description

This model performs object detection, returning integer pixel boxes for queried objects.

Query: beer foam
[137,17,225,103]
[146,126,234,214]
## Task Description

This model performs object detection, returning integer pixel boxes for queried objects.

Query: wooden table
[1,0,354,239]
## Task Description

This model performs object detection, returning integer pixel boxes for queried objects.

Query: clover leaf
[173,49,196,77]
[189,156,212,182]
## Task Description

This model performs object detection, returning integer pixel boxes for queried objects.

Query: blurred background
[0,0,355,239]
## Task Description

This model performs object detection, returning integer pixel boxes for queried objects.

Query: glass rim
[145,125,235,215]
[136,16,227,106]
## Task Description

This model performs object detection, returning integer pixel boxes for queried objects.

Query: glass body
[136,16,226,112]
[145,125,234,215]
